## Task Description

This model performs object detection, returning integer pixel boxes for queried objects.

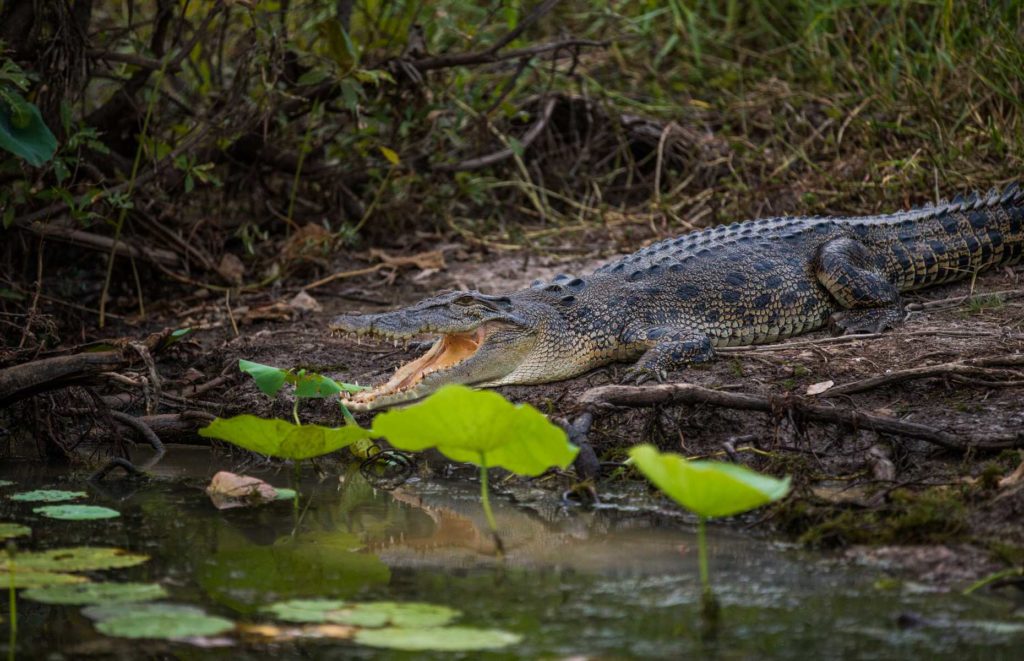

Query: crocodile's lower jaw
[340,327,487,410]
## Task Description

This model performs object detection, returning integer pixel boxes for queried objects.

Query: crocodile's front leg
[817,237,905,334]
[621,327,714,384]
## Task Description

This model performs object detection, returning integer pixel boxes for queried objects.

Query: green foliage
[629,445,790,518]
[239,359,366,398]
[0,87,57,166]
[264,599,458,628]
[371,385,577,476]
[2,547,148,572]
[198,415,369,460]
[87,603,234,639]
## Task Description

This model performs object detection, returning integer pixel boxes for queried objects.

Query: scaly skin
[331,184,1024,410]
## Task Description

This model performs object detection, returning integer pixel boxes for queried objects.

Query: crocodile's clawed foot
[829,307,905,335]
[623,365,667,386]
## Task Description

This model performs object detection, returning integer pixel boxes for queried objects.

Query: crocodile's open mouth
[337,326,489,408]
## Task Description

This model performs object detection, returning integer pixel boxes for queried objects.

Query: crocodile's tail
[863,182,1024,291]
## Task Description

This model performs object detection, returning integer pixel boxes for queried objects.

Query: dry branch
[579,382,1023,452]
[823,355,1024,397]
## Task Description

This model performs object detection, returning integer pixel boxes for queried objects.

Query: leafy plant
[628,444,791,626]
[33,505,120,520]
[238,359,366,424]
[371,385,578,551]
[0,86,56,166]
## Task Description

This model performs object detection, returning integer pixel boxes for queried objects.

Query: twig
[822,355,1024,397]
[302,264,390,292]
[435,97,557,172]
[578,383,1023,452]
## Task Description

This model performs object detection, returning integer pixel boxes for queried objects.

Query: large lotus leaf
[371,385,577,476]
[198,415,370,460]
[0,89,57,166]
[9,489,86,502]
[23,582,167,605]
[0,523,30,540]
[34,505,120,520]
[2,547,149,572]
[262,599,349,623]
[629,444,791,518]
[355,626,522,651]
[83,602,205,622]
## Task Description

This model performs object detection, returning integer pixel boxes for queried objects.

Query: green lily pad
[628,444,791,518]
[264,599,459,628]
[0,480,14,488]
[10,489,86,502]
[34,505,120,520]
[263,599,349,623]
[1,569,87,588]
[90,603,235,639]
[355,626,522,651]
[199,415,370,460]
[3,546,149,572]
[23,582,167,605]
[0,523,30,540]
[0,89,57,166]
[83,602,205,622]
[371,385,577,476]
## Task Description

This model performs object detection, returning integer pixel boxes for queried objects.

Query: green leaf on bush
[628,444,791,518]
[0,88,57,166]
[23,582,167,605]
[239,359,288,396]
[10,489,86,502]
[199,415,370,460]
[354,626,522,651]
[371,385,577,476]
[34,505,120,520]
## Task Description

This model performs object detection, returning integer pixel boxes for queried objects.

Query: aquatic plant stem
[697,516,710,592]
[7,544,16,661]
[478,453,504,556]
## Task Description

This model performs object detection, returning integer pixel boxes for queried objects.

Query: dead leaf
[237,623,356,641]
[288,291,321,313]
[206,471,280,510]
[216,254,245,285]
[806,380,834,395]
[998,459,1024,489]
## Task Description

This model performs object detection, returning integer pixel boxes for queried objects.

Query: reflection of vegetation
[197,531,389,614]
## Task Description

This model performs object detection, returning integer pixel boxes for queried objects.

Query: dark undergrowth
[1,0,1022,344]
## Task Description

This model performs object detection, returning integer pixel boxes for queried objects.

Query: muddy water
[1,449,1021,659]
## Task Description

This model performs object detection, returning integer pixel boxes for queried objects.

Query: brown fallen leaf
[206,471,280,510]
[237,623,356,641]
[805,380,834,396]
[998,458,1024,489]
[368,248,446,271]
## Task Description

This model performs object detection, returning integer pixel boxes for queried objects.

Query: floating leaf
[82,602,205,622]
[0,89,57,166]
[3,547,148,572]
[239,359,287,396]
[239,622,355,641]
[0,569,87,588]
[9,489,86,502]
[371,385,577,476]
[91,603,235,640]
[263,599,348,623]
[23,582,167,605]
[206,471,281,510]
[0,480,14,488]
[0,523,30,540]
[198,415,370,460]
[273,488,297,501]
[34,505,120,520]
[264,599,458,628]
[354,626,522,651]
[628,445,791,518]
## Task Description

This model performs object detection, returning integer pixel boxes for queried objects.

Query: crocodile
[331,184,1024,410]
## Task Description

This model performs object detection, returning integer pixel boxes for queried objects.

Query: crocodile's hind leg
[816,237,905,334]
[621,327,714,384]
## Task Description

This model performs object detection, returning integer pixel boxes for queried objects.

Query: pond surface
[1,448,1022,659]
